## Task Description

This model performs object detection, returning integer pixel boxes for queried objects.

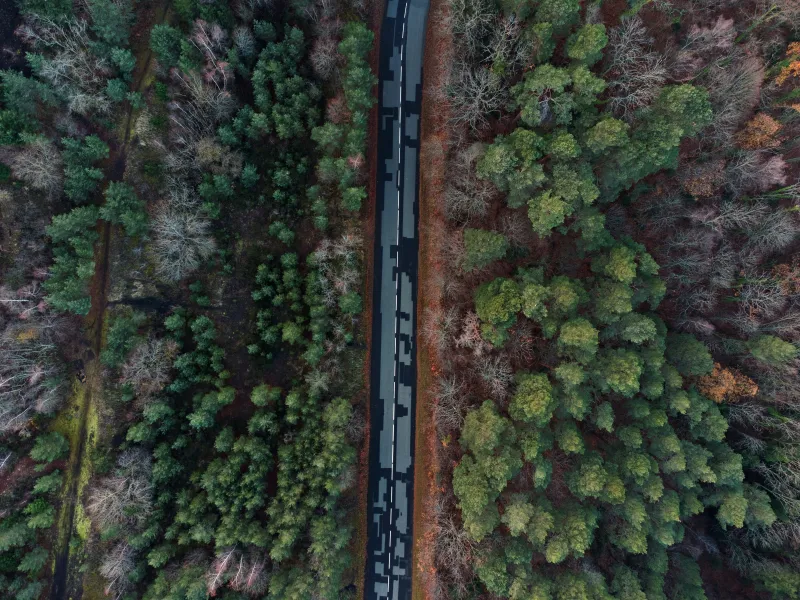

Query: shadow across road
[365,0,430,599]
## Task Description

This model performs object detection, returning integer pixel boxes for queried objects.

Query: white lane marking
[387,0,408,594]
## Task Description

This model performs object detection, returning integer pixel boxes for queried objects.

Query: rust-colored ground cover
[413,0,452,598]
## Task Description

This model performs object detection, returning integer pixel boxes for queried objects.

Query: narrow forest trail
[49,5,168,598]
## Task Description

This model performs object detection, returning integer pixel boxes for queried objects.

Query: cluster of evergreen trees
[0,433,67,599]
[1,0,374,595]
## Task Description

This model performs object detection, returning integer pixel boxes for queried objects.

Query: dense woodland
[0,0,373,597]
[2,0,800,598]
[420,0,800,599]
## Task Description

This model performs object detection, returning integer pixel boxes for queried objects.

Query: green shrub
[463,228,509,271]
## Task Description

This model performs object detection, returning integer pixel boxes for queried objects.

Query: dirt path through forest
[49,5,168,598]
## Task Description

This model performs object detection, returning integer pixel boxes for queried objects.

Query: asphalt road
[365,0,429,598]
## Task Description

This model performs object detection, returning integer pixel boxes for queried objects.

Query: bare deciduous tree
[0,284,68,434]
[743,208,797,258]
[229,552,268,595]
[755,309,800,339]
[310,37,339,81]
[484,15,529,76]
[442,229,466,272]
[726,151,787,197]
[151,198,217,282]
[682,17,736,57]
[86,449,153,531]
[0,451,13,473]
[121,335,178,399]
[500,212,534,250]
[737,277,787,325]
[345,405,366,445]
[434,375,467,433]
[167,71,236,172]
[100,542,135,600]
[434,513,474,595]
[507,320,535,364]
[703,54,764,146]
[234,26,256,58]
[604,16,667,120]
[446,63,506,130]
[764,0,800,31]
[448,0,495,61]
[442,143,493,222]
[207,546,240,596]
[693,200,769,232]
[443,178,493,222]
[314,232,364,306]
[10,137,63,197]
[305,369,330,397]
[755,460,800,518]
[18,16,113,116]
[194,137,243,177]
[455,311,490,357]
[205,546,268,597]
[421,306,459,356]
[190,20,232,90]
[478,354,513,399]
[326,93,350,125]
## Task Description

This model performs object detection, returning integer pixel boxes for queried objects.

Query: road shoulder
[412,0,451,597]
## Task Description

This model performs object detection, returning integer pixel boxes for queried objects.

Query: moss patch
[50,377,87,575]
[74,395,98,541]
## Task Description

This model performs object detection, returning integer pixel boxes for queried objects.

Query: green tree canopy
[557,318,599,363]
[475,278,522,346]
[665,333,713,376]
[509,373,556,426]
[746,335,796,365]
[30,432,69,464]
[150,24,183,69]
[565,24,608,65]
[100,181,148,237]
[463,228,509,271]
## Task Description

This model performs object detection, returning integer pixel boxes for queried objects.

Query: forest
[0,0,373,597]
[0,0,800,598]
[416,0,800,599]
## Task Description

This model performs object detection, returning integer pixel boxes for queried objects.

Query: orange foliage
[777,61,800,86]
[681,160,725,199]
[734,113,782,149]
[772,261,800,295]
[776,43,800,86]
[683,172,723,199]
[697,363,758,404]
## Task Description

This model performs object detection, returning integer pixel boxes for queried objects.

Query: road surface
[365,0,429,598]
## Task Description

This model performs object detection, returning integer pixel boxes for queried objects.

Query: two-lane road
[365,0,429,598]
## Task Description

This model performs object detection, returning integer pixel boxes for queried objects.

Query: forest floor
[412,0,450,598]
[49,4,169,598]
